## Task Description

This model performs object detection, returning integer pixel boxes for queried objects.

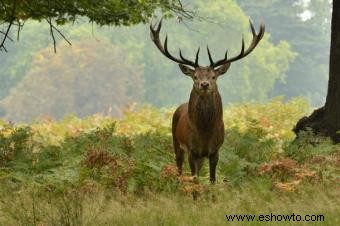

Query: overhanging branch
[46,18,72,53]
[0,0,17,52]
[0,0,193,52]
[0,19,13,52]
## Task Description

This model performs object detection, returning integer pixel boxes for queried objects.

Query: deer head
[150,19,265,94]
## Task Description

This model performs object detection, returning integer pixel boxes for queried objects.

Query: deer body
[150,20,265,183]
[173,89,225,182]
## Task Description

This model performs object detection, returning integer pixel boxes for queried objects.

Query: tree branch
[50,22,72,46]
[47,18,57,53]
[0,0,193,52]
[0,20,13,52]
[0,0,17,52]
[0,30,13,42]
[46,18,72,53]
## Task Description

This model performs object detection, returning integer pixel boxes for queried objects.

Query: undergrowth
[0,97,339,225]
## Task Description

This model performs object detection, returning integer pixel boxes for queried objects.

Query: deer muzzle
[200,81,210,90]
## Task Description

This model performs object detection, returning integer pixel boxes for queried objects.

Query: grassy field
[0,98,339,225]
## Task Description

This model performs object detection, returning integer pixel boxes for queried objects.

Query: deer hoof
[192,176,199,184]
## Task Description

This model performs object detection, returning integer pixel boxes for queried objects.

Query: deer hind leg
[189,153,204,182]
[209,152,219,184]
[173,135,184,176]
[174,147,184,176]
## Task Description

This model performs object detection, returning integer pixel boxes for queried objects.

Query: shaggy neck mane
[188,90,223,133]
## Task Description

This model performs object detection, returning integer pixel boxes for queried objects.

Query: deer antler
[209,20,265,68]
[150,19,200,68]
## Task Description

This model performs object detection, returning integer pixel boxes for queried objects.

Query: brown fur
[172,66,227,183]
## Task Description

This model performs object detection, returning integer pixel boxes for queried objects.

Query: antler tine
[250,19,256,36]
[195,47,200,67]
[207,45,214,66]
[156,18,162,33]
[180,47,200,67]
[229,36,246,62]
[164,35,170,55]
[241,36,245,55]
[179,48,199,67]
[150,19,199,68]
[150,18,163,41]
[212,20,265,68]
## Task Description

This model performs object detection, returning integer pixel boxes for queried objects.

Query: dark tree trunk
[294,0,340,142]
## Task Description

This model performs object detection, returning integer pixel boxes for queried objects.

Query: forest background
[0,0,332,122]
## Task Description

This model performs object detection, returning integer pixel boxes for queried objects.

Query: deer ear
[179,64,194,76]
[215,63,231,76]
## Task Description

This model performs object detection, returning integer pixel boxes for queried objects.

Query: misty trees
[294,0,340,142]
[0,0,189,51]
[0,0,297,121]
[0,39,143,121]
[236,0,331,106]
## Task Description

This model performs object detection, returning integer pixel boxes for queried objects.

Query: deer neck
[188,89,223,133]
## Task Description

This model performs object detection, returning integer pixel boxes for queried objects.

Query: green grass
[0,183,338,226]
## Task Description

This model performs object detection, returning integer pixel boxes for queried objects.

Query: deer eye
[212,76,216,80]
[193,76,198,80]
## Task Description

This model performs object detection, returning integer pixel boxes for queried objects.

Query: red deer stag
[150,20,265,183]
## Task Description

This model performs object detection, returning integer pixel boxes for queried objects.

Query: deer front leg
[175,148,184,176]
[209,152,219,184]
[188,153,204,183]
[188,153,198,178]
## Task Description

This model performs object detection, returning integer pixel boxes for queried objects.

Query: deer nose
[201,82,209,89]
